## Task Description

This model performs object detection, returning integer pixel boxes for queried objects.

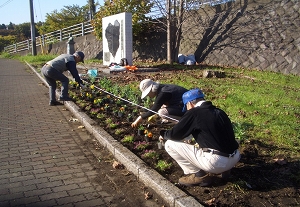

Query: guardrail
[4,21,94,54]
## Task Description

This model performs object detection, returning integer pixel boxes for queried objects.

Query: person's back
[159,84,188,107]
[182,101,239,154]
[46,54,75,73]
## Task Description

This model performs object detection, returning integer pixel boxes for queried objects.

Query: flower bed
[68,77,177,177]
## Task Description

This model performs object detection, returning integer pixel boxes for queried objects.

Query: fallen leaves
[144,191,153,200]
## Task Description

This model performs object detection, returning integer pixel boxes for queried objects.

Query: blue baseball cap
[182,88,205,112]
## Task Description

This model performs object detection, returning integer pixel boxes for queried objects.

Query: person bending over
[41,51,85,106]
[131,79,188,127]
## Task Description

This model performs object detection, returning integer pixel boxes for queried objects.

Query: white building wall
[102,12,132,66]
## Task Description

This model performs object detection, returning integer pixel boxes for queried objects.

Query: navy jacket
[162,101,239,154]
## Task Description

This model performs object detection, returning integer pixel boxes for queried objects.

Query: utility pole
[29,0,37,55]
[89,0,96,20]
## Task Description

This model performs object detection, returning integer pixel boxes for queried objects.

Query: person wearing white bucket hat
[131,79,188,127]
[159,88,240,187]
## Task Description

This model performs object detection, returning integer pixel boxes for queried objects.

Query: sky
[0,0,103,25]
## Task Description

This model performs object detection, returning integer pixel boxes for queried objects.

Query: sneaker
[58,97,73,101]
[49,101,63,106]
[220,170,231,179]
[179,173,212,187]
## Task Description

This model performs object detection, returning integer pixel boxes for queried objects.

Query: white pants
[164,140,241,175]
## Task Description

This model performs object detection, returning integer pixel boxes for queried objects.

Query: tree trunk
[167,0,173,65]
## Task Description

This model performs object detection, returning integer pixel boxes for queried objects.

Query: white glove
[131,116,143,128]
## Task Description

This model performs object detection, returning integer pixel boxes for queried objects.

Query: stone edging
[25,62,203,207]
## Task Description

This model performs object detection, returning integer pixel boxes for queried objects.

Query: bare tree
[149,0,203,64]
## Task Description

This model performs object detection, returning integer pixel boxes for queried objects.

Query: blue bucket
[87,69,98,77]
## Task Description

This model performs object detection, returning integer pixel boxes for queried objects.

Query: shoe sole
[179,181,212,187]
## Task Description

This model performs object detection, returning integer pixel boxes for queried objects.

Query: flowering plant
[142,150,159,159]
[144,130,153,138]
[90,108,100,115]
[134,141,149,150]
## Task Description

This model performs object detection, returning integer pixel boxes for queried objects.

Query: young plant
[138,125,145,131]
[121,135,134,143]
[232,122,248,143]
[96,113,105,119]
[134,141,149,151]
[156,160,172,172]
[115,128,125,135]
[142,150,159,160]
[105,118,113,125]
[108,122,118,129]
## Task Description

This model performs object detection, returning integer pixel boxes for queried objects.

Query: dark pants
[41,65,69,102]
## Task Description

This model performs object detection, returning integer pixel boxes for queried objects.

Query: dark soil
[69,69,300,207]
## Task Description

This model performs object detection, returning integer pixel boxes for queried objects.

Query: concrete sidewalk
[0,58,202,207]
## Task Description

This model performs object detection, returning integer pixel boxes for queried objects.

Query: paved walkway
[0,58,166,207]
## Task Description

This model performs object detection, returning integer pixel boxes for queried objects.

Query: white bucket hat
[139,79,154,99]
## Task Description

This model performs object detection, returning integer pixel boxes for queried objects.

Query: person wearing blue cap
[159,88,240,187]
[41,51,85,106]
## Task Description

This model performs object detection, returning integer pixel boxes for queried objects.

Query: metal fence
[4,21,94,54]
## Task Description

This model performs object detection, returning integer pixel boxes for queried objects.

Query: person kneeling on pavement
[159,88,241,187]
[41,51,85,106]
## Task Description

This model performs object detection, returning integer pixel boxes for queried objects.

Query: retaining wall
[21,0,299,75]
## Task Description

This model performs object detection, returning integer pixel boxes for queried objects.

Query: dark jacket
[161,101,239,154]
[141,84,188,119]
[46,54,82,84]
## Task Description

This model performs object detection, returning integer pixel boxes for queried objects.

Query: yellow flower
[90,84,95,90]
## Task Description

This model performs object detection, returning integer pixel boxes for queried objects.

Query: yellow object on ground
[148,114,158,123]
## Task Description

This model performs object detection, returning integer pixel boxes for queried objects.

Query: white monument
[102,12,132,66]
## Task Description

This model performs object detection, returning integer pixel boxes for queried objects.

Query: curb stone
[26,62,204,207]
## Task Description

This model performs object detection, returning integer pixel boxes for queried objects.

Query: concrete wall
[179,0,300,75]
[24,0,299,75]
